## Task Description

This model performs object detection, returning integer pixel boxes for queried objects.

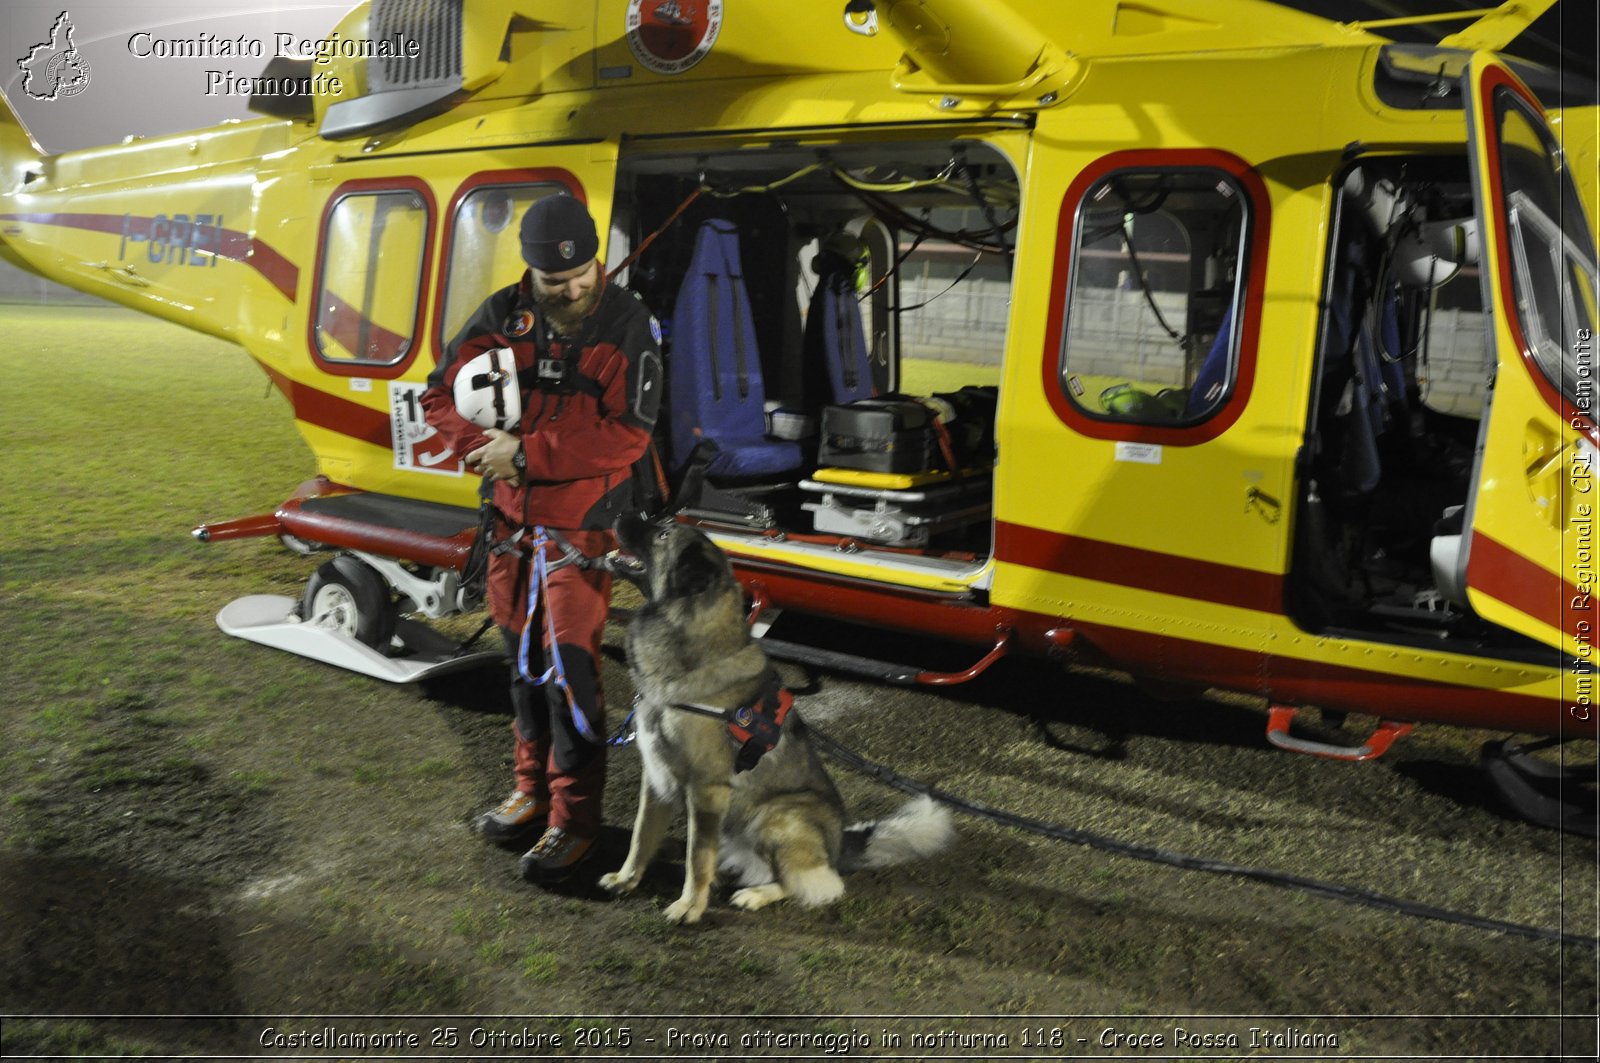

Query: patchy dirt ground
[2,566,1596,1059]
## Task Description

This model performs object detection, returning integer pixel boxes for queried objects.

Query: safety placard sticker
[1114,441,1163,465]
[390,382,463,476]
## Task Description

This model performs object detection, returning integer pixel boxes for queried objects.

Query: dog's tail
[840,795,955,872]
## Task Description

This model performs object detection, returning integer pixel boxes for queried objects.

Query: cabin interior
[603,136,1019,571]
[1291,151,1552,660]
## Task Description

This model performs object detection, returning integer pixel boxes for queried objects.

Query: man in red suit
[422,194,662,881]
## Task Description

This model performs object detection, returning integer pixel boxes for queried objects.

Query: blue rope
[516,526,603,745]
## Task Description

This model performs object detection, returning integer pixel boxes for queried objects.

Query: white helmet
[453,347,522,430]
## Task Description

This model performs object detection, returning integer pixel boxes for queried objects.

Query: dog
[600,514,954,924]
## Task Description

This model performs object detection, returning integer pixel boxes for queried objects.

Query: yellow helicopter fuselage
[2,0,1594,751]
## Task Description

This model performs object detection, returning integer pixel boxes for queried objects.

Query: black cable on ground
[808,725,1598,951]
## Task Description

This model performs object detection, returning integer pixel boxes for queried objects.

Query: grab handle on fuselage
[1265,705,1414,762]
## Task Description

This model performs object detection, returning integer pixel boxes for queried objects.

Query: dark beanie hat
[520,195,599,271]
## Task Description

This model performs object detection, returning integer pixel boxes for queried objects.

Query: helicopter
[0,0,1594,828]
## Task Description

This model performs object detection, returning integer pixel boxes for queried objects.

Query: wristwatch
[511,446,526,475]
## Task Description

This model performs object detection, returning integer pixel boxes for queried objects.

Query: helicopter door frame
[1457,52,1599,664]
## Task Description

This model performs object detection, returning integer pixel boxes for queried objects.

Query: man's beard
[535,282,601,335]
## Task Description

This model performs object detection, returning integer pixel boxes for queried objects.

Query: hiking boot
[518,826,594,882]
[476,791,549,843]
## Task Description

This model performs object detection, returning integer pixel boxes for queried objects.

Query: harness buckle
[490,525,527,557]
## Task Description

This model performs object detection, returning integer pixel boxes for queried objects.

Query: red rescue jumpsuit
[422,268,662,837]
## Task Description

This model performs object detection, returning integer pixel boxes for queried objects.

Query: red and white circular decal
[626,0,722,76]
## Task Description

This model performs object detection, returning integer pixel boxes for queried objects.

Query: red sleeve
[521,342,654,481]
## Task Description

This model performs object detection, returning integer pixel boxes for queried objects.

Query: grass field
[1,305,1596,1058]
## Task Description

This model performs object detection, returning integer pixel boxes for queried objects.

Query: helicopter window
[438,182,569,349]
[313,189,430,369]
[1060,170,1248,427]
[1493,91,1598,412]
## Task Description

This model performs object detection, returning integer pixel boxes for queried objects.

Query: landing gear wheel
[300,555,397,650]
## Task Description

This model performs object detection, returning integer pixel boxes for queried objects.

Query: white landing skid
[216,595,502,683]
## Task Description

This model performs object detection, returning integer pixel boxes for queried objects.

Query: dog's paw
[662,896,706,925]
[728,883,786,911]
[598,870,639,895]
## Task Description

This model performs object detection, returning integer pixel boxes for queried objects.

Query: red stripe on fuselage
[994,520,1283,614]
[1468,530,1594,645]
[261,365,391,448]
[0,211,298,302]
[729,558,1577,735]
[1062,616,1579,735]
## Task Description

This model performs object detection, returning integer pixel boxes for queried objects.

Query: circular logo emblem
[559,239,576,261]
[506,309,535,337]
[47,51,91,98]
[625,0,722,76]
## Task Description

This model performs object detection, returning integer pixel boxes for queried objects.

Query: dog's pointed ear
[664,532,729,601]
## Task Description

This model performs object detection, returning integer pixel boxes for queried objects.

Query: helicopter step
[195,479,482,567]
[1265,705,1415,761]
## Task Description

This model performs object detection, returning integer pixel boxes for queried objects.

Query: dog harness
[667,671,795,773]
